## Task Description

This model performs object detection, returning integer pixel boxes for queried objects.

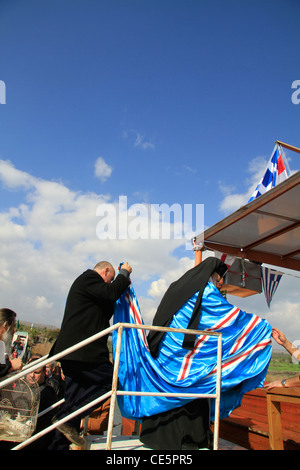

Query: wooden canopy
[194,170,300,272]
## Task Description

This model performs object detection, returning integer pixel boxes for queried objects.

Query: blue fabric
[113,281,272,421]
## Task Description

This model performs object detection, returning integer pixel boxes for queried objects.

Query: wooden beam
[203,241,300,271]
[282,248,300,260]
[267,395,284,450]
[244,220,300,251]
[266,387,300,450]
[276,140,300,154]
[195,172,300,247]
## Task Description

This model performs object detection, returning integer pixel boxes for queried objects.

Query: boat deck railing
[0,323,222,450]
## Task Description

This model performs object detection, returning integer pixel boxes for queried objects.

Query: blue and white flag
[261,266,283,308]
[113,280,272,421]
[248,143,287,304]
[248,143,290,202]
[215,145,289,280]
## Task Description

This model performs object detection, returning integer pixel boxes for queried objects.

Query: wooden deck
[79,434,246,450]
[119,387,300,451]
[79,387,300,451]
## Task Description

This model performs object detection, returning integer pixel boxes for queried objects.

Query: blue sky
[0,1,299,344]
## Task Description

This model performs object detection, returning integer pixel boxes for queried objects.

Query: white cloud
[184,165,197,174]
[34,295,54,310]
[148,278,169,299]
[123,129,155,150]
[0,159,299,340]
[94,156,113,183]
[0,160,114,325]
[141,256,196,324]
[0,159,35,189]
[0,159,193,327]
[134,132,155,150]
[218,155,269,213]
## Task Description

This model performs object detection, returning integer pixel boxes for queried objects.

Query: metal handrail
[1,322,222,450]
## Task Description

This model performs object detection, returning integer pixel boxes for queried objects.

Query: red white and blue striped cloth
[113,280,272,420]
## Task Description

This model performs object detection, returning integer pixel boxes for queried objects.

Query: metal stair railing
[0,323,222,450]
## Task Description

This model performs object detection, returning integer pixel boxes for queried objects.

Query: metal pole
[106,324,123,450]
[1,322,220,390]
[0,323,122,388]
[6,322,222,451]
[116,390,217,398]
[37,398,64,418]
[213,333,223,450]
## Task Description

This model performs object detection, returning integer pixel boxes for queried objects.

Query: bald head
[94,261,115,284]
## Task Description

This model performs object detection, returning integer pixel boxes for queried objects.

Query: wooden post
[266,387,300,450]
[267,394,284,450]
[121,417,141,436]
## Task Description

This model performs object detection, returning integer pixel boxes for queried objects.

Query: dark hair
[28,354,43,363]
[28,354,46,371]
[0,308,17,328]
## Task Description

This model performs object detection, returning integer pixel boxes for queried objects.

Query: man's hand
[9,357,23,372]
[122,262,132,274]
[272,328,287,346]
[264,380,283,390]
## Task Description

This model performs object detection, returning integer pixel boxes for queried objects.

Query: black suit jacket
[51,269,130,363]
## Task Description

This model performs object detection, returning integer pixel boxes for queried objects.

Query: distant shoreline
[20,320,60,330]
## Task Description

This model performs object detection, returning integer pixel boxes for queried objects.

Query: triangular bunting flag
[261,266,283,308]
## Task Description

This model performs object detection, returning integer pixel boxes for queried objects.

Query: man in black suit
[48,261,132,450]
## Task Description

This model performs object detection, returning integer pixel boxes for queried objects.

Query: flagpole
[275,140,300,154]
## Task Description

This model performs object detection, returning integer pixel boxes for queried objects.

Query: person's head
[210,272,224,290]
[209,260,227,290]
[0,308,17,352]
[26,354,46,385]
[94,261,115,284]
[45,361,55,378]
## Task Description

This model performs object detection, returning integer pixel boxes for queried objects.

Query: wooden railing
[1,322,223,450]
[218,387,300,450]
[267,387,300,450]
[121,387,300,450]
